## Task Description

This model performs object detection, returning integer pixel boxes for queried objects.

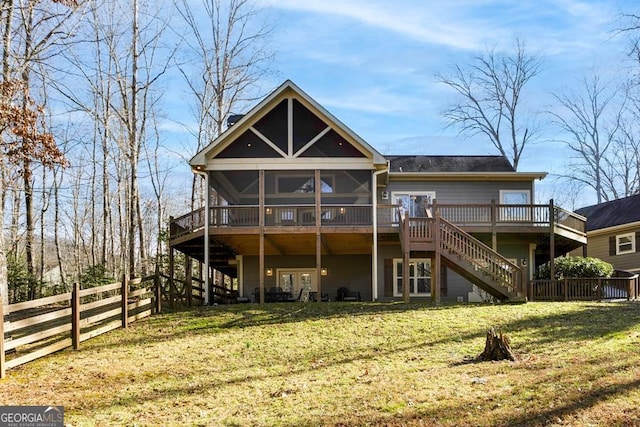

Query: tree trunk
[479,328,516,361]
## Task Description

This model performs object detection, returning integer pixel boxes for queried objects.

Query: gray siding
[380,180,534,204]
[242,254,372,300]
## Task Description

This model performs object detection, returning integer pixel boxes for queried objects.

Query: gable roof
[386,155,515,173]
[576,194,640,232]
[190,80,388,168]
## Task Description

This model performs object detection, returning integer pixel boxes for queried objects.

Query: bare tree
[438,39,542,170]
[548,73,623,204]
[174,0,274,208]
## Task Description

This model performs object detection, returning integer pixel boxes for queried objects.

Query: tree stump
[479,328,515,361]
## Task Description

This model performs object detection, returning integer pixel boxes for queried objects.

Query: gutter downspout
[193,169,210,305]
[372,162,389,301]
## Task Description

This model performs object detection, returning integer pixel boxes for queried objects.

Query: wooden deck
[170,202,586,244]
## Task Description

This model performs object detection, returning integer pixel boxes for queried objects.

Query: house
[570,194,640,274]
[169,80,587,304]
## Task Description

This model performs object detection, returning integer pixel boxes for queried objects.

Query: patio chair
[336,286,361,302]
[308,291,330,302]
[285,288,304,302]
[268,286,286,302]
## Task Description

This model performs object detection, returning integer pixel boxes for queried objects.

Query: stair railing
[436,213,522,296]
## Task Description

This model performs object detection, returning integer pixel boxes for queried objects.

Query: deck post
[315,170,322,299]
[185,256,192,307]
[1,296,5,379]
[168,246,175,306]
[433,212,441,303]
[402,212,410,303]
[491,199,497,251]
[259,170,265,304]
[203,172,211,306]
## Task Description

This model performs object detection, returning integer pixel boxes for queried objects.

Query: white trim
[392,258,431,297]
[616,232,636,255]
[588,221,640,237]
[250,127,289,158]
[499,189,531,204]
[293,126,331,158]
[389,172,547,181]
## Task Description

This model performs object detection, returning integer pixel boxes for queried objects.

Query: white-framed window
[393,258,431,297]
[499,189,531,221]
[616,233,635,255]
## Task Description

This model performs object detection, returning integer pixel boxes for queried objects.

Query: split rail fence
[1,275,161,378]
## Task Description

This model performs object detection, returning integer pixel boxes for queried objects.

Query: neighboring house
[169,80,586,304]
[571,194,640,273]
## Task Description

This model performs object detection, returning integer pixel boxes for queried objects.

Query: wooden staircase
[400,212,525,302]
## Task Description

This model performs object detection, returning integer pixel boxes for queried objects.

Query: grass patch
[1,302,640,426]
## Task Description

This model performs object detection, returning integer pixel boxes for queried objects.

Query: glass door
[278,269,317,301]
[392,192,435,219]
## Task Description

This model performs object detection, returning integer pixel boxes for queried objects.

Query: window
[392,192,436,221]
[616,233,635,255]
[393,258,431,297]
[276,175,334,194]
[499,190,531,221]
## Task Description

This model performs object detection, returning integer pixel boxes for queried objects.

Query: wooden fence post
[72,283,80,350]
[597,278,603,301]
[563,278,568,302]
[529,280,534,302]
[122,275,128,329]
[154,273,162,314]
[1,298,5,379]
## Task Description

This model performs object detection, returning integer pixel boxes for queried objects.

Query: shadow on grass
[25,301,640,426]
[327,361,640,427]
[82,301,640,357]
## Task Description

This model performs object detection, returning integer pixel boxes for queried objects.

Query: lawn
[1,301,639,426]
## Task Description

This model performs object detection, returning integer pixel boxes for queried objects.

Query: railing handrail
[438,216,521,295]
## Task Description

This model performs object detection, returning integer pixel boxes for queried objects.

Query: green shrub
[536,256,613,279]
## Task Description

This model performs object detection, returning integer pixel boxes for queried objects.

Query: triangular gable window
[298,129,365,158]
[253,99,288,153]
[293,99,327,153]
[217,130,281,158]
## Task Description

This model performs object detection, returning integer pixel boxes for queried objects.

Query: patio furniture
[286,288,304,302]
[336,287,361,301]
[308,291,330,302]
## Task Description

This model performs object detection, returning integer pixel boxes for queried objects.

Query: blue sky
[169,0,637,208]
[164,0,640,209]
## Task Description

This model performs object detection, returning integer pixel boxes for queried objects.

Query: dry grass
[1,301,640,426]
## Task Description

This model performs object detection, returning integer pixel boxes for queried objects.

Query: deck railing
[530,276,639,301]
[435,203,585,234]
[169,202,586,239]
[438,217,522,296]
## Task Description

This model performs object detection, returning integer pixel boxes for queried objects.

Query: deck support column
[491,199,497,251]
[259,170,265,304]
[315,170,322,299]
[168,246,175,306]
[433,211,441,304]
[402,213,410,303]
[185,256,192,307]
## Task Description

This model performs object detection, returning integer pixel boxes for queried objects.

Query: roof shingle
[576,194,640,232]
[385,155,515,173]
